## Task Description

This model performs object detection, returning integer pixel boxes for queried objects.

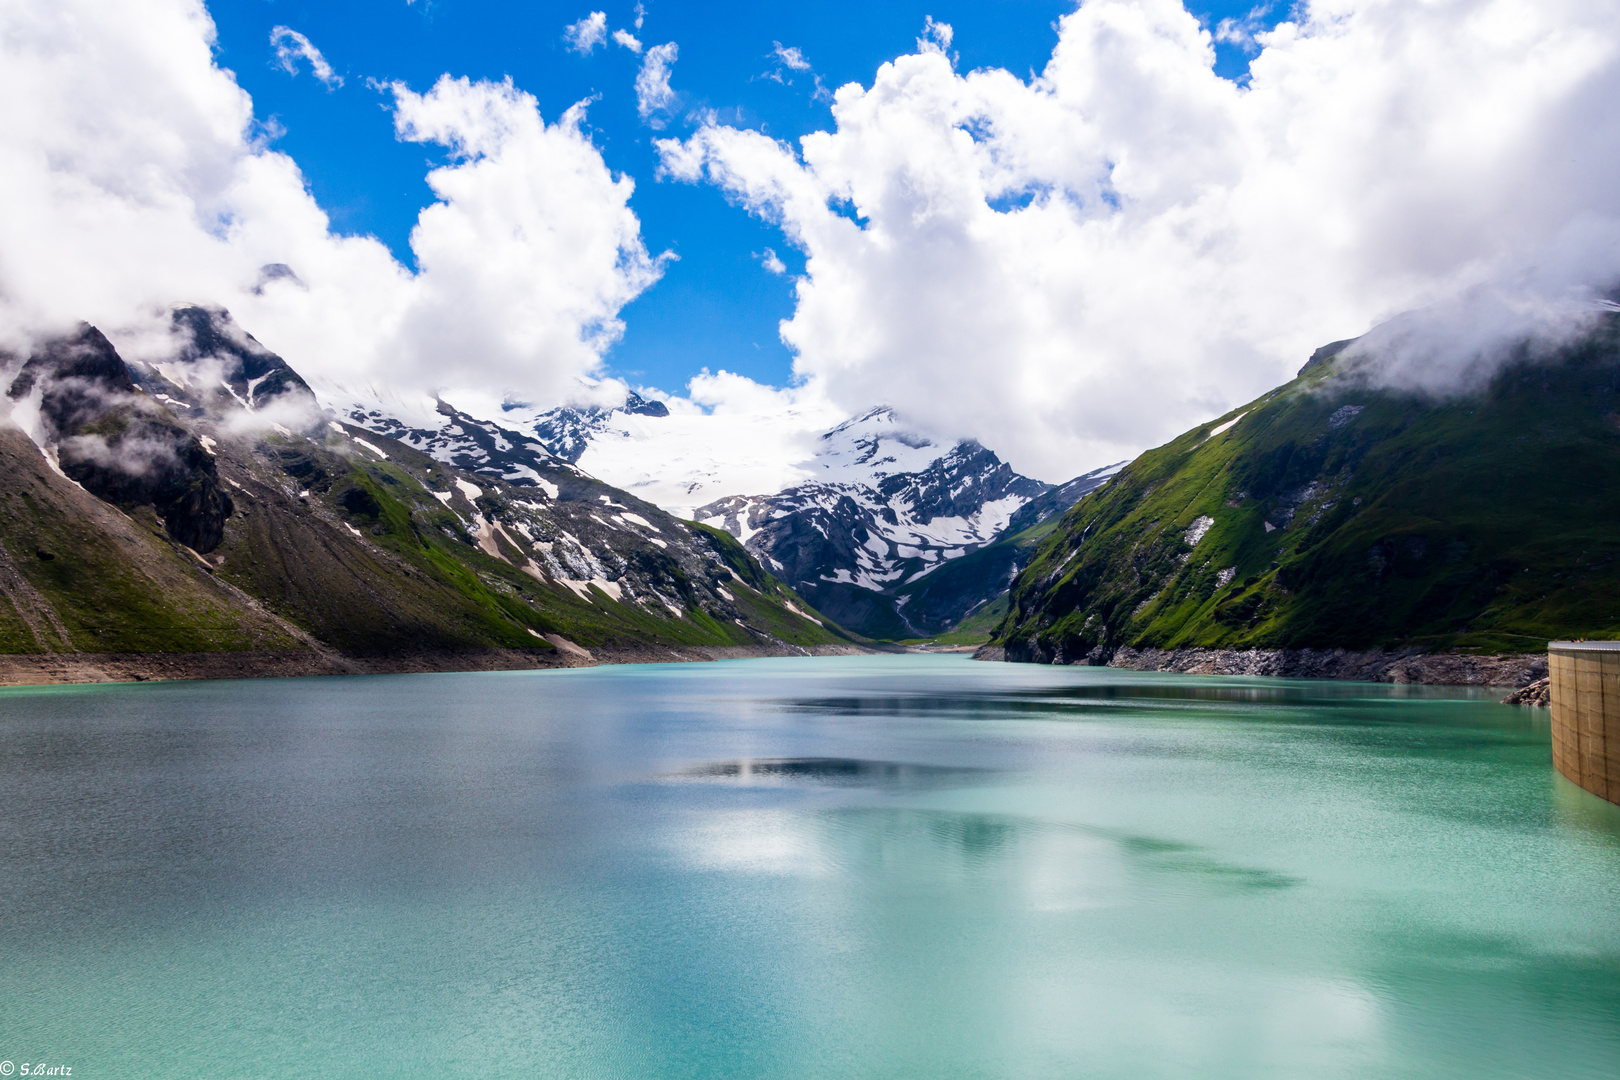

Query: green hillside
[995,317,1620,661]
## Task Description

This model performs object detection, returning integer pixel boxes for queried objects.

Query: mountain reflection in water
[670,756,987,787]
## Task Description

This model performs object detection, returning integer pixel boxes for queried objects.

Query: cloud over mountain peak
[658,0,1620,477]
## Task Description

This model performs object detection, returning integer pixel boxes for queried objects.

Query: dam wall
[1549,641,1620,805]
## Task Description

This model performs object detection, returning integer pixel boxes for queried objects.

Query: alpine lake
[2,654,1618,1079]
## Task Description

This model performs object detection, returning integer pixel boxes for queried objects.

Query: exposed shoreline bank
[1,641,1551,689]
[0,642,884,687]
[973,643,1547,688]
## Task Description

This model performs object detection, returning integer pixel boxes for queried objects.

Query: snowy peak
[524,391,670,464]
[875,440,1046,530]
[800,409,1045,529]
[807,406,945,484]
[327,390,579,492]
[692,409,1082,638]
[488,389,840,517]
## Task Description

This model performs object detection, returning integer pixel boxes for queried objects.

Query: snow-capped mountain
[327,387,1120,639]
[331,386,834,516]
[518,395,840,516]
[695,408,1042,584]
[329,387,834,515]
[332,391,579,490]
[881,460,1127,638]
[691,408,1120,638]
[527,391,670,463]
[317,380,1119,641]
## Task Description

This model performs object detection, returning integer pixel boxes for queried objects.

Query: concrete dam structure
[1549,641,1620,805]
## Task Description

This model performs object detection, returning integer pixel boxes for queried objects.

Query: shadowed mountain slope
[886,462,1126,642]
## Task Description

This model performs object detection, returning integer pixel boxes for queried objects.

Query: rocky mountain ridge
[881,460,1127,642]
[527,391,671,464]
[0,306,856,682]
[693,409,1121,638]
[329,382,1120,642]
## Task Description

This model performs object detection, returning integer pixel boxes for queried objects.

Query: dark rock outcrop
[170,304,318,413]
[9,324,233,552]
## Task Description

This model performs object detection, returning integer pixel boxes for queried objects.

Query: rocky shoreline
[0,642,881,687]
[1501,677,1551,705]
[3,639,1551,690]
[973,643,1547,688]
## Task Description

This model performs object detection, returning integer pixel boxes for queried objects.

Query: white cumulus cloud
[635,42,679,126]
[372,76,666,391]
[563,370,845,515]
[564,11,608,54]
[270,25,342,88]
[0,0,664,418]
[657,0,1620,480]
[613,29,643,53]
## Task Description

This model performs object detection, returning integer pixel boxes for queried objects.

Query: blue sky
[210,0,1280,397]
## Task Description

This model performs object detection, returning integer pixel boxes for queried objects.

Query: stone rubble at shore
[973,643,1548,688]
[1501,677,1551,706]
[0,643,880,687]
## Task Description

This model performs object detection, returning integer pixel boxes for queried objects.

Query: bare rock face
[1100,645,1547,687]
[8,324,233,552]
[994,640,1551,688]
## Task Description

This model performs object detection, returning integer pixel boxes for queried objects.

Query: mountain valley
[9,298,1610,683]
[330,380,1127,643]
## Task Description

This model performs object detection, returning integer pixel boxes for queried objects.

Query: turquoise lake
[2,654,1619,1078]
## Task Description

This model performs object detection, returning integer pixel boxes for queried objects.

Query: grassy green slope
[0,428,301,654]
[997,320,1620,660]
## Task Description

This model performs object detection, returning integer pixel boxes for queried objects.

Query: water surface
[2,655,1618,1079]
